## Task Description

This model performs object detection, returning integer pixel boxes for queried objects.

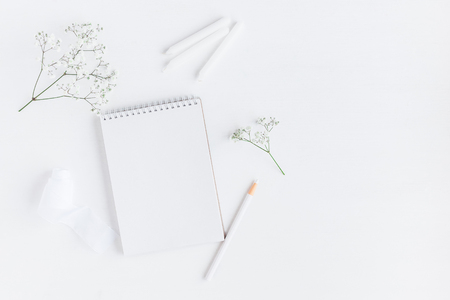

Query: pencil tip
[255,179,259,184]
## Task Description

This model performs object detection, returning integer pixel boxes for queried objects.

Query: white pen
[198,22,243,82]
[162,28,229,73]
[205,179,259,281]
[165,17,231,56]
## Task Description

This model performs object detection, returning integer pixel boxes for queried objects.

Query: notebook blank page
[101,100,224,256]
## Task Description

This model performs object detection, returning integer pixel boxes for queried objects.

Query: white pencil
[205,179,259,281]
[198,22,243,82]
[162,28,229,73]
[165,17,231,56]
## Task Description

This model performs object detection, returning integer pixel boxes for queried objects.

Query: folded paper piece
[38,168,118,253]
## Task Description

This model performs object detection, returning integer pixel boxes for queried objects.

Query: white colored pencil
[162,28,229,73]
[165,17,231,56]
[205,179,259,281]
[198,22,243,82]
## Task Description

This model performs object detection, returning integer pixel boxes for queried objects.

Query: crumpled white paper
[38,168,118,253]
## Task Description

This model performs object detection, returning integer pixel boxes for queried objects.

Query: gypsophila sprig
[231,117,285,175]
[19,23,118,114]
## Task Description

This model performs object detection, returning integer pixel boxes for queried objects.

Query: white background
[1,0,450,299]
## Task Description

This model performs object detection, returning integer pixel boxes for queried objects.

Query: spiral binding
[101,95,199,121]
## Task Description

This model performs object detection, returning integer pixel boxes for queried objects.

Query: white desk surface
[1,1,450,299]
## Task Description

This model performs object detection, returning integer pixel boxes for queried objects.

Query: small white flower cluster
[35,31,62,52]
[57,81,81,97]
[65,23,103,44]
[32,23,118,114]
[257,117,279,132]
[231,117,285,175]
[35,32,62,77]
[231,117,280,151]
[252,130,270,146]
[231,128,247,142]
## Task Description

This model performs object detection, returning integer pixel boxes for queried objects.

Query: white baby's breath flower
[19,23,118,114]
[231,117,284,175]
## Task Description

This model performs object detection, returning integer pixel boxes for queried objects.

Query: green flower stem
[34,72,67,98]
[37,95,96,102]
[20,54,45,112]
[268,152,285,175]
[18,99,34,112]
[19,72,67,112]
[32,69,43,98]
[244,139,266,152]
[32,51,44,98]
[243,139,285,175]
[35,95,70,101]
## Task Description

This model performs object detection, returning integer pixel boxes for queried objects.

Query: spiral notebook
[100,96,224,256]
